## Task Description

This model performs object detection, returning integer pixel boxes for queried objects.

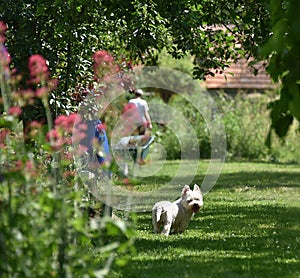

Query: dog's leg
[153,223,160,233]
[161,224,171,236]
[153,219,160,233]
[152,210,159,233]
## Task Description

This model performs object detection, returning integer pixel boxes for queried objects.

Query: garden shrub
[153,90,299,162]
[150,48,299,162]
[217,92,270,160]
[216,91,300,162]
[0,22,134,277]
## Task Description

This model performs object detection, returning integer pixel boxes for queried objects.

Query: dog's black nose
[192,204,201,212]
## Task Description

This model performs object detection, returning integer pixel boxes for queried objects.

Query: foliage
[159,49,194,76]
[153,91,300,162]
[218,93,270,160]
[261,0,300,140]
[2,0,299,138]
[0,1,270,112]
[0,25,134,277]
[147,48,195,103]
[109,161,300,278]
[215,92,300,162]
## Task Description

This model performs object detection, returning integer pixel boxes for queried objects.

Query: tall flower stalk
[0,22,134,276]
[28,54,53,131]
[28,54,62,188]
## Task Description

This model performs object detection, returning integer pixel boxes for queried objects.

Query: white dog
[152,184,203,236]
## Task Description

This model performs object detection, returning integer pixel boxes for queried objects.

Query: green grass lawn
[108,161,300,278]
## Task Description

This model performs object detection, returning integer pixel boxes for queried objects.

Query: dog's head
[181,184,203,213]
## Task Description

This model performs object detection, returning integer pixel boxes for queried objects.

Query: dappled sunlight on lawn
[109,161,300,278]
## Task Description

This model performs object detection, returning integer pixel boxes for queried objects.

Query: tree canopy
[1,0,299,137]
[262,0,300,142]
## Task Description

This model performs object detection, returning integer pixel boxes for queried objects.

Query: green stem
[44,98,67,275]
[0,66,11,113]
[58,203,67,278]
[42,95,61,192]
[42,95,53,132]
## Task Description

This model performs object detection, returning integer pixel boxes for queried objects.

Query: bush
[153,91,300,162]
[218,92,271,160]
[217,92,300,162]
[0,23,134,277]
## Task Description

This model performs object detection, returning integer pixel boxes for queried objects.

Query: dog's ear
[193,184,201,193]
[182,184,191,196]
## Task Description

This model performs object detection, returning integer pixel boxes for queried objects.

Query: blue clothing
[85,119,111,166]
[85,119,112,215]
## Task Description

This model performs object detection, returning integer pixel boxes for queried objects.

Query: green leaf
[0,116,15,129]
[289,88,300,121]
[274,113,293,138]
[265,128,272,148]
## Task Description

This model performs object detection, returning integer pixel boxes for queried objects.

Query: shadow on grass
[108,164,300,277]
[128,168,300,190]
[110,204,300,278]
[214,171,300,189]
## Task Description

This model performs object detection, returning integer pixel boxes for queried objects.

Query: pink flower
[74,144,88,155]
[92,50,115,79]
[0,21,7,35]
[63,170,75,179]
[22,89,35,100]
[29,120,42,128]
[36,87,50,98]
[68,113,78,125]
[93,50,114,64]
[54,113,78,134]
[0,45,11,72]
[63,151,73,161]
[14,160,23,171]
[78,123,88,131]
[47,129,60,141]
[64,137,72,145]
[72,130,87,144]
[25,160,38,178]
[123,178,130,185]
[46,114,83,151]
[47,129,64,150]
[0,22,11,78]
[8,106,22,116]
[72,118,87,144]
[25,120,42,138]
[25,160,34,172]
[48,78,58,90]
[0,45,10,62]
[0,128,10,138]
[0,21,7,43]
[0,128,10,147]
[28,54,49,84]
